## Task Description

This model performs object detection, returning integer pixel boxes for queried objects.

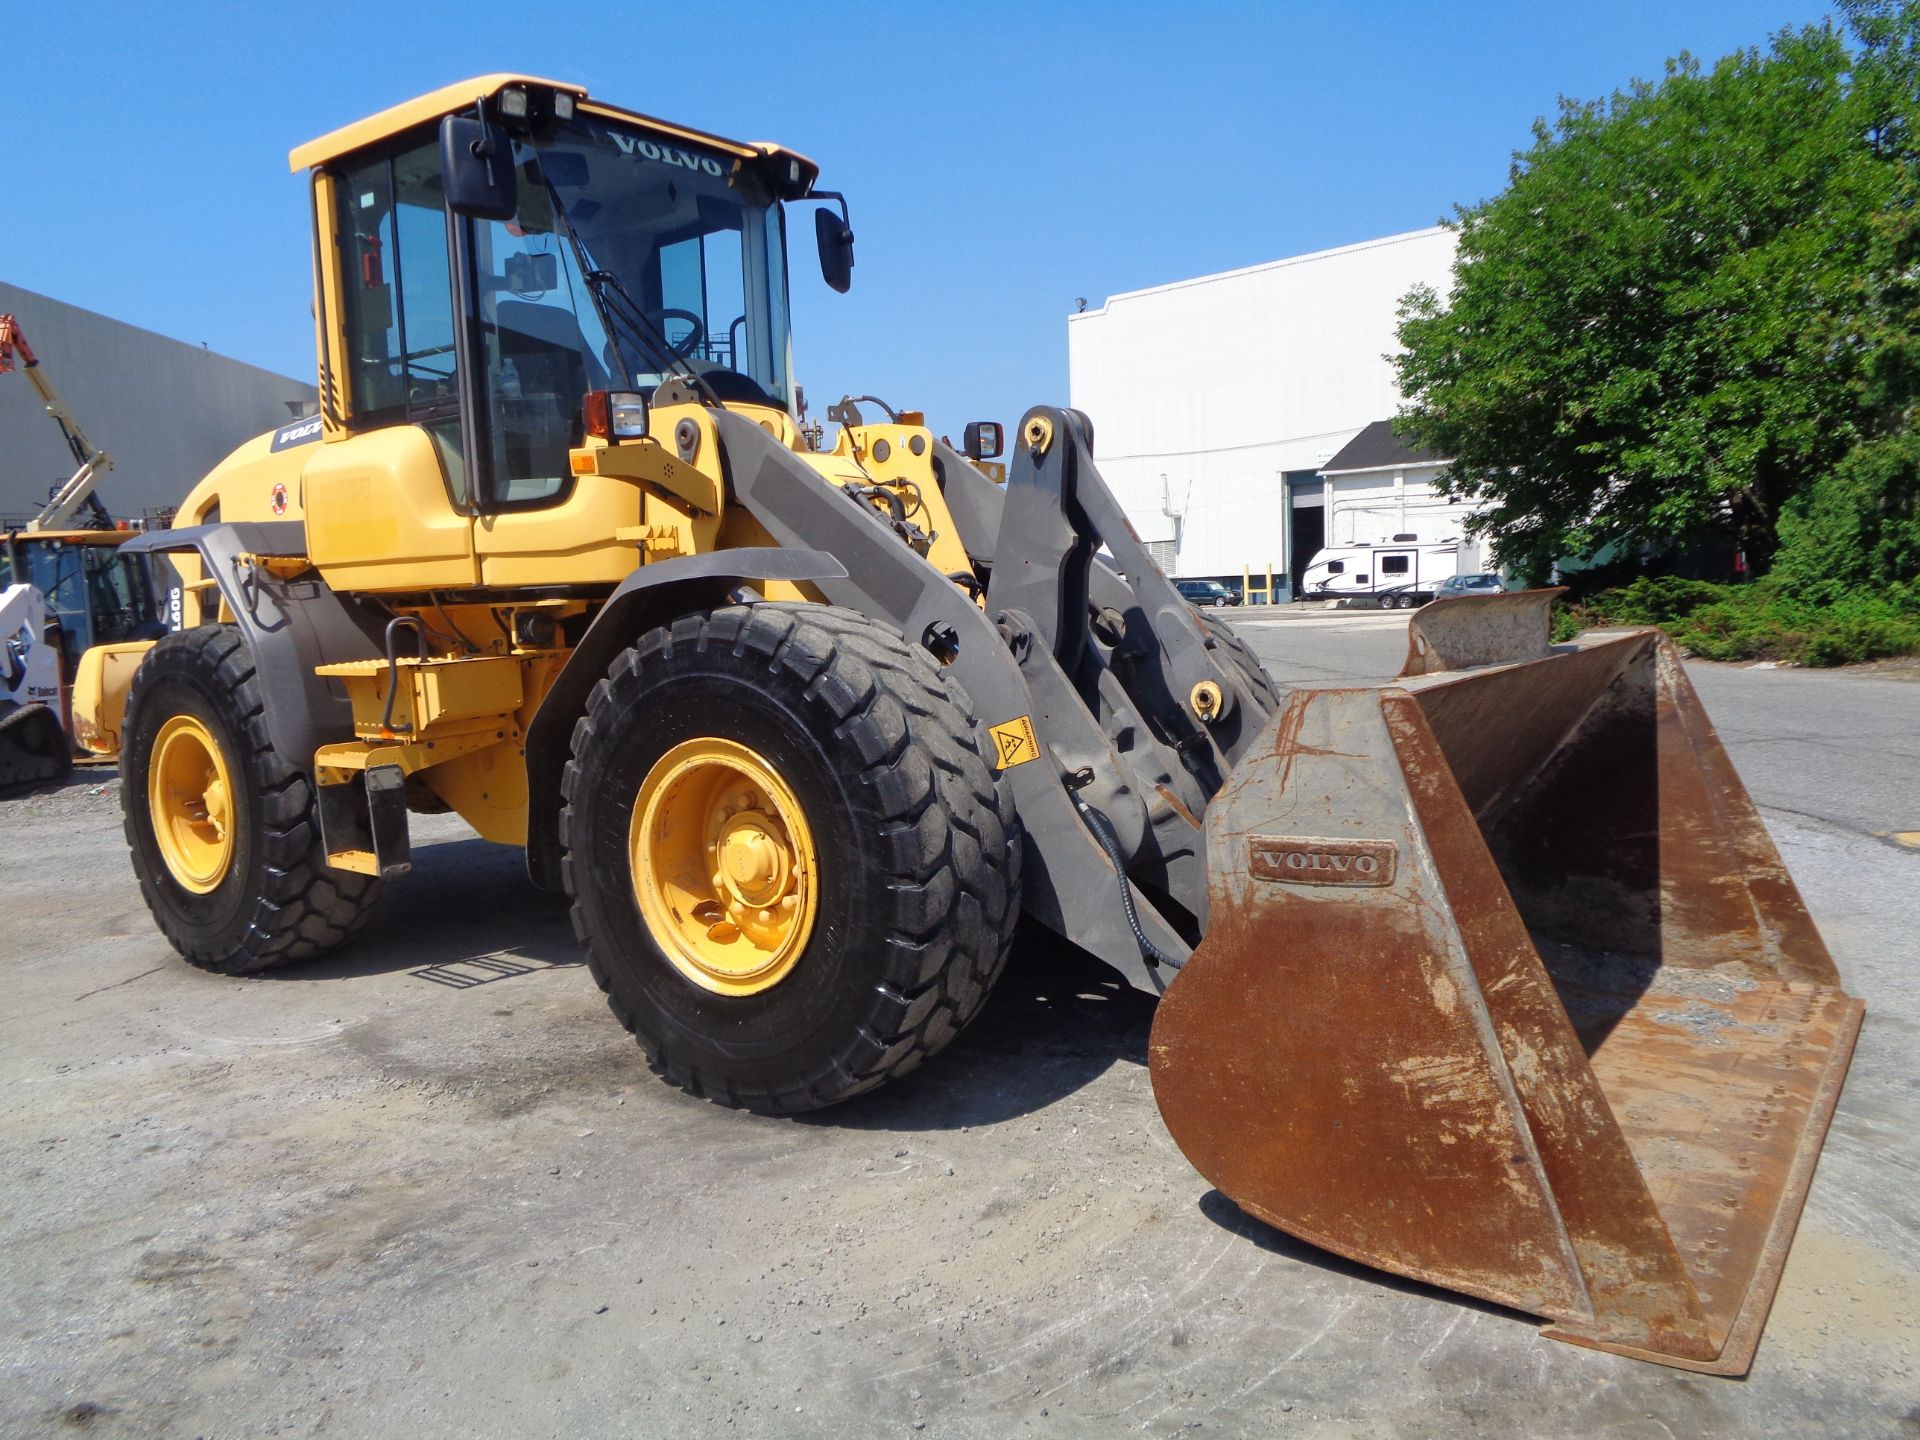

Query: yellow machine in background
[80,77,1861,1375]
[0,313,167,787]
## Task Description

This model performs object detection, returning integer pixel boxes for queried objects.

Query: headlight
[582,389,650,441]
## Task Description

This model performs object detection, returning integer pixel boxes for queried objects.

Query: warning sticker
[988,715,1040,770]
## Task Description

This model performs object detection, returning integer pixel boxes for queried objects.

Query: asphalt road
[1228,604,1920,845]
[0,610,1914,1440]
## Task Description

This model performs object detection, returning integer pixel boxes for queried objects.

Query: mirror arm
[469,97,503,191]
[812,190,853,244]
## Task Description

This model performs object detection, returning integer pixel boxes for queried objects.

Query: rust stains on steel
[1149,611,1864,1374]
[1400,586,1564,676]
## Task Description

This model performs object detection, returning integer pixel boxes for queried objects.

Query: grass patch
[1554,576,1920,666]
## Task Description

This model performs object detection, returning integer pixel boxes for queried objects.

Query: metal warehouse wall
[0,281,316,523]
[1066,228,1458,579]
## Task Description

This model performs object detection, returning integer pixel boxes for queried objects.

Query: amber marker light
[583,390,650,441]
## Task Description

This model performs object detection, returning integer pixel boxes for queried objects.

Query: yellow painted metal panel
[583,426,724,514]
[315,654,522,735]
[416,656,524,727]
[474,472,647,588]
[286,77,813,180]
[304,428,478,590]
[69,641,155,757]
[289,75,586,171]
[421,740,530,846]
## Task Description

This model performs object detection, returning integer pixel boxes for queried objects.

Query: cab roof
[287,73,818,193]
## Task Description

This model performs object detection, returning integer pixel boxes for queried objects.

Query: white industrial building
[1066,226,1487,597]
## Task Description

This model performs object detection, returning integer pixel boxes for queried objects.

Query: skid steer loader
[1,528,168,791]
[75,76,1861,1374]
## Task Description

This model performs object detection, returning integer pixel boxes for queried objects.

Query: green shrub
[1567,577,1920,666]
[1549,603,1585,643]
[1587,576,1728,627]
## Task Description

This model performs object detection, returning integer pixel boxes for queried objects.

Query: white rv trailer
[1299,535,1463,608]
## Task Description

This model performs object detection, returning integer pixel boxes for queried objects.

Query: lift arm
[0,314,114,531]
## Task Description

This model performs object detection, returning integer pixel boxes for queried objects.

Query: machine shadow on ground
[1194,1188,1540,1330]
[262,834,579,983]
[261,832,1159,1129]
[802,922,1160,1132]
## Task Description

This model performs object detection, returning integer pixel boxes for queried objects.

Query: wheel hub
[149,713,236,893]
[630,738,818,995]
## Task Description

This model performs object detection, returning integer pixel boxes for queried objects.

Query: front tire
[121,626,382,973]
[562,603,1021,1113]
[1196,609,1281,711]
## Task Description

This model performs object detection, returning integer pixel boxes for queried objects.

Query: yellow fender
[70,641,156,757]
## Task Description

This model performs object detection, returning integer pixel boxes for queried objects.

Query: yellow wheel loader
[0,313,169,789]
[76,76,1862,1374]
[1,528,168,791]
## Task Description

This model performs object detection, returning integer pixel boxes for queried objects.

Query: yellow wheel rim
[149,714,236,893]
[630,737,820,996]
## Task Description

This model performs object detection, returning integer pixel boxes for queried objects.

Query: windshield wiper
[539,176,722,408]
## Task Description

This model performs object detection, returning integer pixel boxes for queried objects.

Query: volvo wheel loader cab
[91,76,1861,1373]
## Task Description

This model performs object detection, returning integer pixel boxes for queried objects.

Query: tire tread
[122,625,381,974]
[561,603,1022,1113]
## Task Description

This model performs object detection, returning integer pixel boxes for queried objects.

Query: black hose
[1069,790,1184,971]
[379,616,427,735]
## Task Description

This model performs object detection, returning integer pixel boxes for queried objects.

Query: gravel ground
[1,614,1914,1440]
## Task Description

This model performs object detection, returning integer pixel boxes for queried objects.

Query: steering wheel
[648,308,706,361]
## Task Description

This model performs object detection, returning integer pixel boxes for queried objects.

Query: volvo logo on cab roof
[1248,836,1397,887]
[611,134,727,176]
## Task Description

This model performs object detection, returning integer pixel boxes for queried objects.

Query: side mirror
[441,113,517,221]
[963,421,1004,460]
[812,193,854,294]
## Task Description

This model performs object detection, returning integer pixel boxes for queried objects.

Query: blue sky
[7,0,1837,439]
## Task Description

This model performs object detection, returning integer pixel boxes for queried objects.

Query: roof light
[553,91,575,121]
[498,87,529,119]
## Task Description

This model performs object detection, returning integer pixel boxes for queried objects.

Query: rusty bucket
[1150,592,1863,1373]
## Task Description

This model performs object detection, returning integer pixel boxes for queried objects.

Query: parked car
[1175,579,1240,608]
[1433,573,1507,600]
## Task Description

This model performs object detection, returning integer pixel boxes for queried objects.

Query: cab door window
[334,139,464,491]
[470,179,615,508]
[336,157,403,426]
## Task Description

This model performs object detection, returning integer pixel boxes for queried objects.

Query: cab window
[334,138,465,491]
[470,183,615,508]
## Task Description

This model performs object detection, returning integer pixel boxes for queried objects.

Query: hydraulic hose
[1069,789,1185,971]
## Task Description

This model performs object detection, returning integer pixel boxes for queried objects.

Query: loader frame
[124,403,1280,988]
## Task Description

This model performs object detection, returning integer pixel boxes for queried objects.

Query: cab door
[455,202,642,588]
[303,134,478,592]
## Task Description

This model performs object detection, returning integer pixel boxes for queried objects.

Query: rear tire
[121,626,382,973]
[562,603,1022,1113]
[0,701,73,794]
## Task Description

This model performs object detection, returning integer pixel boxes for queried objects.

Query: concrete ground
[2,611,1914,1440]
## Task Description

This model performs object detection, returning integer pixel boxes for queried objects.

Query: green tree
[1394,3,1920,585]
